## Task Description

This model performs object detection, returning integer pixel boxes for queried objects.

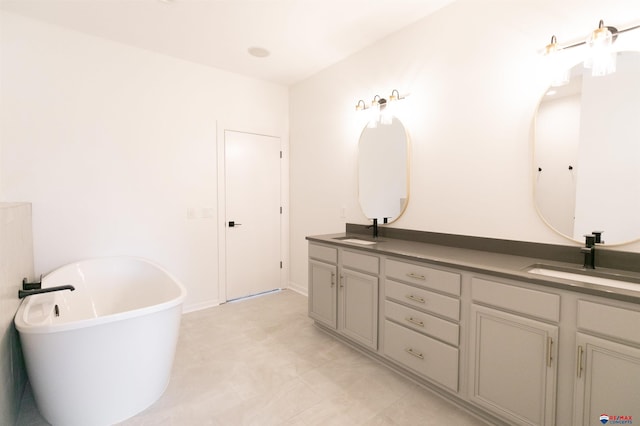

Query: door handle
[228,221,242,227]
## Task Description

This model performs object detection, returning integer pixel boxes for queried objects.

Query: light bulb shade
[379,99,393,125]
[585,23,617,76]
[544,36,570,86]
[367,101,379,128]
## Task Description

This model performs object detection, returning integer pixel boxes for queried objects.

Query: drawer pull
[406,317,425,327]
[547,337,553,367]
[407,272,426,280]
[576,345,584,378]
[405,347,424,360]
[406,294,426,304]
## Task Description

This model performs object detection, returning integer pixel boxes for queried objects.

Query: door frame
[216,125,286,303]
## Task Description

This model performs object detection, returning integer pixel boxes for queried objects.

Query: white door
[225,130,281,301]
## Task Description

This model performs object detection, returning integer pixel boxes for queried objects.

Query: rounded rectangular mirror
[358,116,409,223]
[534,51,640,245]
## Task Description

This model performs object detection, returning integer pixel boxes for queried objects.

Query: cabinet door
[469,304,558,426]
[574,333,640,426]
[308,260,337,329]
[339,268,378,350]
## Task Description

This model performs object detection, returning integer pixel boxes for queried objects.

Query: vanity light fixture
[382,89,405,124]
[544,19,640,78]
[379,98,394,126]
[388,89,405,103]
[355,89,408,128]
[544,36,570,86]
[367,95,382,128]
[585,20,616,76]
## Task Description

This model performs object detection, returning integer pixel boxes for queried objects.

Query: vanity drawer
[471,277,560,322]
[577,300,640,345]
[385,300,459,346]
[343,250,379,275]
[384,320,458,392]
[386,279,460,321]
[309,244,337,264]
[385,259,460,296]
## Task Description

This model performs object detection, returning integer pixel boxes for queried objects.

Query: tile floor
[17,290,487,425]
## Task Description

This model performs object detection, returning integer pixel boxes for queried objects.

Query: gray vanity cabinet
[307,236,640,426]
[339,250,379,350]
[382,258,461,392]
[308,244,338,329]
[573,300,640,425]
[468,277,559,426]
[308,244,379,350]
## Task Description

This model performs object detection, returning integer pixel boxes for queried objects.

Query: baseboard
[287,281,307,296]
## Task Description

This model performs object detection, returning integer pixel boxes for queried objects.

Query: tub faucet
[18,285,75,299]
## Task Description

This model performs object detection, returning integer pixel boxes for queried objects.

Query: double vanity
[330,50,640,425]
[307,228,640,426]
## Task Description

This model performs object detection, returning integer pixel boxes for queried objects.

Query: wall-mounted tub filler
[14,256,186,426]
[18,284,75,299]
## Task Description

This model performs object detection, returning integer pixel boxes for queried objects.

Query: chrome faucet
[18,285,75,299]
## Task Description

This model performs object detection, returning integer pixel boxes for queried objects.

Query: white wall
[0,11,289,311]
[0,203,33,426]
[289,0,640,290]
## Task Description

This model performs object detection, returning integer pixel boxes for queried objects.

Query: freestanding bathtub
[14,256,186,426]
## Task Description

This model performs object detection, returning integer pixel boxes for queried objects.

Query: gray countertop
[307,233,640,304]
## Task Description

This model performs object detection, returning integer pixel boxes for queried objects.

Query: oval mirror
[358,116,409,223]
[534,51,640,245]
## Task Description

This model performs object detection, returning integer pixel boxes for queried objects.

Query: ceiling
[0,0,455,86]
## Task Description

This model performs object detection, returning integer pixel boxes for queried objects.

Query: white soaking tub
[14,256,186,426]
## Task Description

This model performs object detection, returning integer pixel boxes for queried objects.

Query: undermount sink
[527,264,640,291]
[333,236,380,245]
